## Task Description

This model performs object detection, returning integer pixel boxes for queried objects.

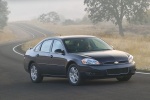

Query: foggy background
[6,0,85,22]
[0,0,150,73]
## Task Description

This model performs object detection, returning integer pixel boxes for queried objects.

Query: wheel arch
[28,61,35,72]
[66,61,77,73]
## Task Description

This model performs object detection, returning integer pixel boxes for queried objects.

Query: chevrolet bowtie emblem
[114,61,119,64]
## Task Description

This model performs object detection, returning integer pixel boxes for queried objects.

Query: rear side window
[34,43,41,52]
[40,40,53,52]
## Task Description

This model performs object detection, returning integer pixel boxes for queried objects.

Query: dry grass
[22,37,44,51]
[23,21,150,70]
[0,27,17,44]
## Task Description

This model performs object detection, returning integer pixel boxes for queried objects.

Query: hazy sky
[6,0,85,22]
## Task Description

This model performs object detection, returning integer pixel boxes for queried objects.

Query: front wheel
[68,64,82,86]
[30,63,43,83]
[116,75,132,82]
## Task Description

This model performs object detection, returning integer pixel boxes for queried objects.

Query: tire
[68,64,82,86]
[116,75,132,82]
[30,63,43,83]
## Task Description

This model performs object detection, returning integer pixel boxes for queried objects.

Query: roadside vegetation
[0,27,17,44]
[84,0,149,36]
[0,0,9,30]
[22,37,44,52]
[0,0,13,44]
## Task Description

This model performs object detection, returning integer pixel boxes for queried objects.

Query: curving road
[0,23,150,100]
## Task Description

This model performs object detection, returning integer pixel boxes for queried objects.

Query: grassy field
[0,27,17,44]
[22,21,150,70]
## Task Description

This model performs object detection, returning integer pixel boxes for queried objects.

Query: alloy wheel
[69,67,79,84]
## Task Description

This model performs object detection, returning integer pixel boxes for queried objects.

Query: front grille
[104,60,128,65]
[107,68,129,75]
[119,60,128,64]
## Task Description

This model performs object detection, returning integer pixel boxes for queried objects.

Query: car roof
[45,35,96,40]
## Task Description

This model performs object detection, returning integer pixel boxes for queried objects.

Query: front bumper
[78,63,136,79]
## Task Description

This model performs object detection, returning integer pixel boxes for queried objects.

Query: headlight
[128,55,134,63]
[81,58,100,65]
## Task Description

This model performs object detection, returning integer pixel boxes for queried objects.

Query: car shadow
[40,78,131,86]
[83,79,129,86]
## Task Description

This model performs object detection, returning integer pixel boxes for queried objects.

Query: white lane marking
[21,24,47,37]
[12,24,47,56]
[15,25,35,39]
[13,44,24,56]
[12,26,35,56]
[136,72,150,75]
[26,29,35,38]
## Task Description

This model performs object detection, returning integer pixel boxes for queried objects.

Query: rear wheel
[116,75,132,82]
[30,63,43,83]
[68,64,82,86]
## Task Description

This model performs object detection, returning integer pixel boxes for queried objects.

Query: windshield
[63,37,113,53]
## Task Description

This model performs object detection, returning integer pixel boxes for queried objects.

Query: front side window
[63,37,112,53]
[52,40,64,53]
[40,40,53,52]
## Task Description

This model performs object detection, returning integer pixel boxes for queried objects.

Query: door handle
[50,55,53,58]
[36,54,39,57]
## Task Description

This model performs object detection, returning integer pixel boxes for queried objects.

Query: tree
[0,0,9,30]
[81,14,91,24]
[62,19,76,25]
[47,12,60,24]
[84,0,149,36]
[38,12,60,24]
[130,10,150,25]
[38,13,47,23]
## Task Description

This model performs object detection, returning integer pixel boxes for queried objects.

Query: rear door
[36,39,53,74]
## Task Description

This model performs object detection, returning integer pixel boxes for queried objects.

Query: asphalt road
[0,23,150,100]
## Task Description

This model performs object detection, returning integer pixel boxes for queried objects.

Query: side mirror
[55,49,65,55]
[29,48,32,50]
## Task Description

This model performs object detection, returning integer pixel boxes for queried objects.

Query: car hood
[77,50,129,64]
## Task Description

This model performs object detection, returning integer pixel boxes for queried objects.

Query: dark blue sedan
[24,35,136,85]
